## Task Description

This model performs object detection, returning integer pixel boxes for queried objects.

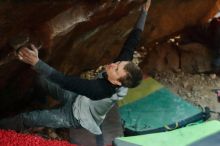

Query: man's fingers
[18,50,34,61]
[18,47,30,57]
[18,55,23,60]
[18,54,34,65]
[18,54,29,64]
[26,49,36,56]
[22,52,34,61]
[143,0,151,11]
[19,50,30,59]
[20,47,36,57]
[30,44,38,54]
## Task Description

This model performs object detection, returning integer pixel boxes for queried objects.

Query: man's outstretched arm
[18,46,115,99]
[114,0,151,62]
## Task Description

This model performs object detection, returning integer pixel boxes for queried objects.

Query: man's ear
[112,80,122,86]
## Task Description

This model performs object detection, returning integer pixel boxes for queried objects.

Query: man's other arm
[18,46,115,100]
[114,0,150,62]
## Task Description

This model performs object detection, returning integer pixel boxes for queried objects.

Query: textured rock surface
[179,43,212,73]
[0,0,219,112]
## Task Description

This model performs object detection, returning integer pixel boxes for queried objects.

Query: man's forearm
[33,59,68,87]
[33,59,54,77]
[135,10,148,31]
[114,10,148,62]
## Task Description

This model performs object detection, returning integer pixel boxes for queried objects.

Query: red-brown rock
[0,0,219,112]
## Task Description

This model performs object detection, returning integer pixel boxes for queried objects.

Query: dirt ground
[154,71,220,120]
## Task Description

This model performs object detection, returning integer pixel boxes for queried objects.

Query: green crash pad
[114,120,220,146]
[117,77,207,135]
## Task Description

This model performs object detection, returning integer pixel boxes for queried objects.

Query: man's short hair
[119,62,143,88]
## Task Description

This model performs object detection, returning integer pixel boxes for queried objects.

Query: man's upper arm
[114,29,141,62]
[34,60,114,99]
[50,75,114,100]
[114,10,147,62]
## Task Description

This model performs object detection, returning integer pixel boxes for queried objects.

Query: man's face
[105,61,129,86]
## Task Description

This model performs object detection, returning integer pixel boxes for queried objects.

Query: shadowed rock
[0,0,219,112]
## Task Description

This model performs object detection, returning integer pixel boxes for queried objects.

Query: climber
[0,0,151,139]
